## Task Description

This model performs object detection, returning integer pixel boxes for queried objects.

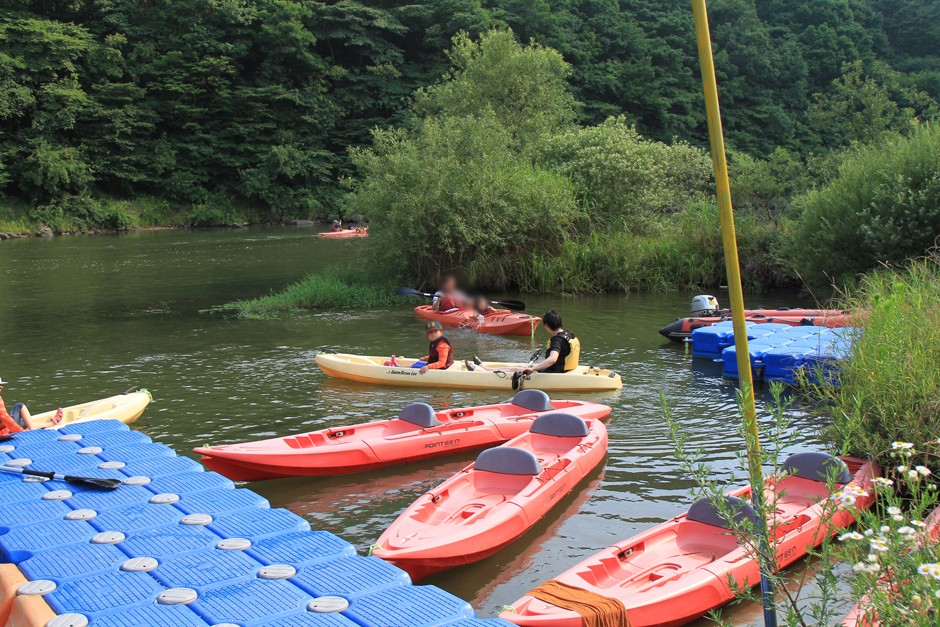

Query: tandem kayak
[32,389,151,430]
[195,390,612,481]
[372,412,608,581]
[415,306,541,336]
[314,353,622,392]
[659,309,851,342]
[501,453,880,627]
[318,227,367,238]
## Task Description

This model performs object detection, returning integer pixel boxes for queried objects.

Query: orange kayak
[415,305,541,335]
[318,227,368,238]
[372,412,608,581]
[841,506,940,626]
[501,454,880,627]
[195,390,611,481]
[659,309,851,342]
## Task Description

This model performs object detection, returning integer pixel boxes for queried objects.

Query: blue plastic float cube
[762,346,808,382]
[98,442,175,463]
[29,453,103,474]
[67,485,154,512]
[11,439,82,459]
[19,542,126,583]
[152,547,262,592]
[5,429,59,443]
[0,498,71,532]
[690,326,730,358]
[89,603,211,627]
[45,570,164,621]
[59,419,130,436]
[79,430,152,448]
[291,556,410,600]
[189,577,313,626]
[145,471,234,496]
[90,501,186,534]
[262,613,361,627]
[246,531,357,567]
[176,487,269,516]
[0,519,98,562]
[208,507,310,541]
[118,524,223,559]
[345,586,475,627]
[119,456,203,478]
[0,480,50,505]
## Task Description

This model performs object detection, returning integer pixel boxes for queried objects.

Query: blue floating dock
[690,322,857,385]
[0,417,505,627]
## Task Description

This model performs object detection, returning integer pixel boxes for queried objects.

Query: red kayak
[841,506,940,626]
[659,309,851,342]
[415,306,541,336]
[372,412,608,581]
[501,454,880,627]
[318,227,368,238]
[195,390,611,481]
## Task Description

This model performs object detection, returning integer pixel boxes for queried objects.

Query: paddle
[394,287,526,311]
[512,350,544,391]
[0,466,122,490]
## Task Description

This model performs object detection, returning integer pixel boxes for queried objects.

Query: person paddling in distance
[473,295,502,321]
[417,321,454,374]
[466,310,580,374]
[431,275,466,312]
[0,375,62,433]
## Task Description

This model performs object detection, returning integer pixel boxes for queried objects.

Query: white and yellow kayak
[314,353,622,391]
[30,389,152,430]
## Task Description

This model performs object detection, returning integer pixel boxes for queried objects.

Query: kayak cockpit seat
[781,452,852,484]
[530,413,589,438]
[686,495,758,530]
[475,447,543,475]
[511,389,553,412]
[398,402,441,428]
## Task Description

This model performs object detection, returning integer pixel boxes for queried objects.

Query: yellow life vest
[546,331,580,372]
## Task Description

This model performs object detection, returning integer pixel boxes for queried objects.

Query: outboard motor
[690,295,719,317]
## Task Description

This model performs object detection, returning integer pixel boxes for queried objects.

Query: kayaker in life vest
[331,219,341,232]
[0,375,62,433]
[432,275,466,312]
[466,310,580,374]
[473,295,501,321]
[418,321,454,374]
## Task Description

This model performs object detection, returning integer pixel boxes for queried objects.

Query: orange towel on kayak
[527,579,631,627]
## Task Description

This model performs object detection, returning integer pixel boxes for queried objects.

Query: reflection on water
[0,226,824,623]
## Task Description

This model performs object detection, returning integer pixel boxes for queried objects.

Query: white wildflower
[892,442,915,450]
[917,466,932,476]
[888,507,902,515]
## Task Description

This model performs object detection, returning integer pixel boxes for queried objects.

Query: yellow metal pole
[691,1,777,625]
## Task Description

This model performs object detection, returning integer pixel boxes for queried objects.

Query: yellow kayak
[30,389,152,430]
[314,353,622,391]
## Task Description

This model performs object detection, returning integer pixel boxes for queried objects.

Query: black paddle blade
[395,287,431,298]
[61,475,122,490]
[493,299,526,311]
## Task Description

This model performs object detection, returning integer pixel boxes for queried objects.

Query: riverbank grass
[821,252,940,470]
[219,266,411,315]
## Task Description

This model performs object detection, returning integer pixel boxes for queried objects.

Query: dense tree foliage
[1,0,938,222]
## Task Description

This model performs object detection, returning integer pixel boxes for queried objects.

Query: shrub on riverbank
[218,265,407,315]
[789,123,940,287]
[821,253,940,471]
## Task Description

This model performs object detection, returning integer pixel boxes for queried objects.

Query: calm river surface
[0,226,831,622]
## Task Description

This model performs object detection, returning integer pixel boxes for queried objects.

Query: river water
[0,226,829,623]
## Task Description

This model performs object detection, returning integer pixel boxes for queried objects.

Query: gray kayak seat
[475,447,543,475]
[511,390,553,412]
[782,452,852,484]
[398,403,441,428]
[530,413,589,438]
[687,495,758,529]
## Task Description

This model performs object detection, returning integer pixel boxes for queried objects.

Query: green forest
[2,0,940,290]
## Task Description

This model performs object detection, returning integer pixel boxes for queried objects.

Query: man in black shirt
[466,310,580,374]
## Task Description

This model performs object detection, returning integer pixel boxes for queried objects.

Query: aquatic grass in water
[818,252,940,471]
[218,265,411,315]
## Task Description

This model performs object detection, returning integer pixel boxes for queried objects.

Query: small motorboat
[318,227,368,238]
[314,353,622,392]
[501,453,880,627]
[372,412,608,581]
[415,306,541,336]
[195,390,612,481]
[659,295,850,342]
